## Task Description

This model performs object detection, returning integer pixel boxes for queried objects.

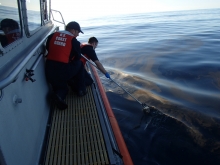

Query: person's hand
[105,72,110,78]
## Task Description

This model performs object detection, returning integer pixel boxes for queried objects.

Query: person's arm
[46,34,53,50]
[44,34,53,57]
[70,38,81,60]
[94,60,107,74]
[84,46,110,78]
[93,60,110,78]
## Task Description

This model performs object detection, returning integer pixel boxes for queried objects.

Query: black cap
[66,21,83,34]
[0,18,19,30]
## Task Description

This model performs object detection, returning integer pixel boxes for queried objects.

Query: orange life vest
[47,31,75,63]
[80,43,93,65]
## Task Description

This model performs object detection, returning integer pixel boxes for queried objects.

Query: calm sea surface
[74,9,220,165]
[1,5,219,165]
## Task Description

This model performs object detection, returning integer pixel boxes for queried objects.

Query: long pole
[81,54,151,112]
[109,78,142,105]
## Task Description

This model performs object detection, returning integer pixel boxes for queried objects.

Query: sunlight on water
[83,8,220,165]
[1,4,220,165]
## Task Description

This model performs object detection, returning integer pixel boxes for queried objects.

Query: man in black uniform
[45,21,86,110]
[80,37,110,85]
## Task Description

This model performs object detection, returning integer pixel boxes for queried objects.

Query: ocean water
[2,6,219,164]
[75,8,220,165]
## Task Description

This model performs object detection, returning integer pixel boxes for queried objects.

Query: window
[0,0,21,48]
[26,0,41,31]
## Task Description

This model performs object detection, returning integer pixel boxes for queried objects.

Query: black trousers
[68,68,94,91]
[85,70,94,86]
[45,60,86,100]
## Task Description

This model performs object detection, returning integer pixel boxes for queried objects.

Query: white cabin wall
[0,55,50,165]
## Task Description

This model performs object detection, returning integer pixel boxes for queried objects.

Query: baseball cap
[66,21,83,34]
[0,18,19,30]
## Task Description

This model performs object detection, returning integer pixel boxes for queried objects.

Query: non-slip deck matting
[44,86,110,165]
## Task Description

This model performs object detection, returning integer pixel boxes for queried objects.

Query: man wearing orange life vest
[45,21,86,110]
[80,37,110,86]
[0,18,21,47]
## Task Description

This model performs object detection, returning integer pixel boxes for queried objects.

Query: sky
[1,0,219,21]
[51,0,220,22]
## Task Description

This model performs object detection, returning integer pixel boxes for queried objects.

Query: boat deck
[43,85,118,165]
